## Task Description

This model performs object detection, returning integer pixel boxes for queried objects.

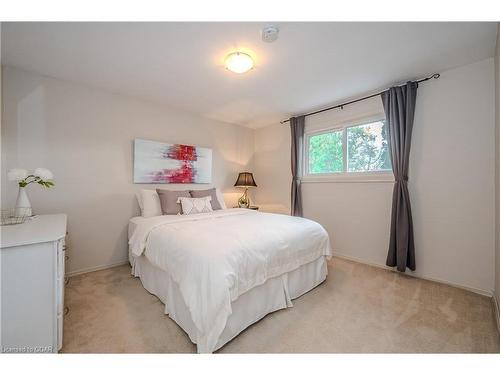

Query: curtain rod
[280,73,440,124]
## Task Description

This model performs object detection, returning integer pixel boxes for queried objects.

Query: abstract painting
[134,139,212,183]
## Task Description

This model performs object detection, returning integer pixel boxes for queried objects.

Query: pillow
[156,189,190,215]
[136,190,162,218]
[136,192,144,212]
[215,188,227,210]
[189,188,225,210]
[177,196,213,215]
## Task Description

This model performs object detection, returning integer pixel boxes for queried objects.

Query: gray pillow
[156,189,191,215]
[189,188,221,210]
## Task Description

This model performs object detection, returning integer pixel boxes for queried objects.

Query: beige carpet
[62,257,500,353]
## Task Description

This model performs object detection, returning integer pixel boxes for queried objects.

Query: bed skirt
[130,252,328,352]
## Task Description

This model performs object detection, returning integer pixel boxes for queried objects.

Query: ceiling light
[225,52,254,74]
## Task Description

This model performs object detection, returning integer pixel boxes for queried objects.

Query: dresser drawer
[56,273,65,316]
[56,240,66,351]
[57,313,63,351]
[57,240,64,278]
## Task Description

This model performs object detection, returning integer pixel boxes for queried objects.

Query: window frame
[303,115,394,183]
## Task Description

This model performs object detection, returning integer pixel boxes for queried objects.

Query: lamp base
[238,188,250,208]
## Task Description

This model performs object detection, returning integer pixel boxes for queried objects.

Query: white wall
[255,58,496,295]
[253,123,292,214]
[1,66,254,275]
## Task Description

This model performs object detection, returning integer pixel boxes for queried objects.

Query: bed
[128,208,331,353]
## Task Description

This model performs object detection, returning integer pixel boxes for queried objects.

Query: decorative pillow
[156,189,191,215]
[189,188,223,210]
[136,189,162,217]
[177,196,213,215]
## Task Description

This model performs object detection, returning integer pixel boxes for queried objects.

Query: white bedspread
[129,209,331,353]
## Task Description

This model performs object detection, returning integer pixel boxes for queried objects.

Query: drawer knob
[64,277,69,286]
[64,254,69,261]
[64,306,69,316]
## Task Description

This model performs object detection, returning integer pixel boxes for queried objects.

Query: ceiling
[1,22,497,128]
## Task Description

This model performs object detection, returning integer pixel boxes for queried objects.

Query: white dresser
[0,214,67,353]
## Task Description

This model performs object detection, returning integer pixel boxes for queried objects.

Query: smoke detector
[262,26,279,43]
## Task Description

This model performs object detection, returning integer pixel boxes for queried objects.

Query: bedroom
[1,1,500,372]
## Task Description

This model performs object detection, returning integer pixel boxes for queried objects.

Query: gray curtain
[381,82,418,272]
[290,115,305,216]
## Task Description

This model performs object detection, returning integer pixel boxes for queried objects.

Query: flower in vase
[7,168,55,188]
[8,168,55,218]
[34,168,54,180]
[8,168,28,181]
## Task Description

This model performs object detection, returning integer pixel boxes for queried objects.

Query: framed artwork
[133,139,212,183]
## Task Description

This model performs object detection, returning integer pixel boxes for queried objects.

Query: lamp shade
[234,172,257,187]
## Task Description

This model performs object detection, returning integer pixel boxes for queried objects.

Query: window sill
[301,173,394,184]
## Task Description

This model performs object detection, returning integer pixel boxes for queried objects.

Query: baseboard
[66,259,129,277]
[492,293,500,335]
[66,252,493,300]
[332,251,493,297]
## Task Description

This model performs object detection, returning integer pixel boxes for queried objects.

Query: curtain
[290,115,305,217]
[381,82,418,272]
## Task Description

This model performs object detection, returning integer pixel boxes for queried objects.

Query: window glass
[347,121,391,172]
[308,130,343,174]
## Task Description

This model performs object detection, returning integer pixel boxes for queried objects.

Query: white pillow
[137,189,162,218]
[188,187,227,210]
[177,196,213,215]
[215,188,227,210]
[136,192,144,212]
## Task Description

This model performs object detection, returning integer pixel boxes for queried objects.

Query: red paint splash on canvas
[151,144,198,183]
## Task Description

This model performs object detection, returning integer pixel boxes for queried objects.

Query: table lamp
[234,172,257,208]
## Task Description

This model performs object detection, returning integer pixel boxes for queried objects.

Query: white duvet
[129,208,331,353]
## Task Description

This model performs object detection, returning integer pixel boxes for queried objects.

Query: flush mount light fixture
[224,52,254,74]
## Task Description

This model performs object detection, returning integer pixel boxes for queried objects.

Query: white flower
[34,168,54,180]
[8,168,28,181]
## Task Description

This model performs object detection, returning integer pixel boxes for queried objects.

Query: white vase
[15,186,32,217]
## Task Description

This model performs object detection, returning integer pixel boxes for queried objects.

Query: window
[306,119,391,177]
[347,121,391,172]
[308,130,343,174]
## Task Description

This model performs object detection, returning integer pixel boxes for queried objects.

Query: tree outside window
[307,119,391,175]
